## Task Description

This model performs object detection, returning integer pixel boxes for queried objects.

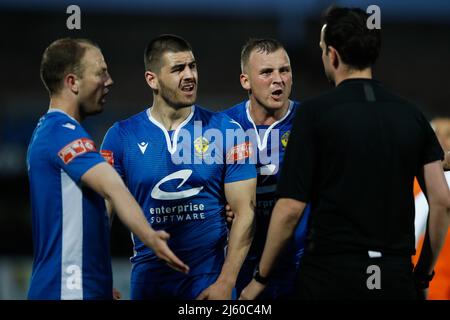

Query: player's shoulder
[43,110,77,126]
[116,109,148,127]
[220,101,248,130]
[194,104,225,123]
[40,111,87,137]
[31,111,94,157]
[222,101,247,120]
[195,105,243,131]
[291,100,301,110]
[108,109,148,134]
[288,100,301,115]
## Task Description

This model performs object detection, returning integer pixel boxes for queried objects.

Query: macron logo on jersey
[151,169,203,200]
[138,142,149,154]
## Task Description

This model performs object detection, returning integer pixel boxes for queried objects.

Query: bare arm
[81,162,189,274]
[444,151,450,170]
[105,200,114,227]
[240,198,306,300]
[197,178,256,300]
[415,161,450,288]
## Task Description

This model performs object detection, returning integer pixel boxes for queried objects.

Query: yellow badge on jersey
[281,131,290,149]
[194,136,210,157]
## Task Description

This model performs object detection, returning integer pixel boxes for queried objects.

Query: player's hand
[444,151,450,170]
[112,287,122,300]
[149,230,190,274]
[239,279,265,300]
[225,204,235,224]
[196,280,234,300]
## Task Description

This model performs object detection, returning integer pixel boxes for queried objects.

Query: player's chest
[251,126,290,183]
[124,133,224,187]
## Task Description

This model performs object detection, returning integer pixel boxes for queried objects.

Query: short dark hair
[40,38,98,95]
[322,6,381,70]
[144,34,192,72]
[241,38,285,72]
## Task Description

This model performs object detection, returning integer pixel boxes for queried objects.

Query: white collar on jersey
[47,108,79,124]
[245,100,293,151]
[146,105,195,155]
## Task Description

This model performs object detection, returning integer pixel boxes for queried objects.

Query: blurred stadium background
[0,0,449,299]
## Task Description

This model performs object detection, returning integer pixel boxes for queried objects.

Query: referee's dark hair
[144,34,193,73]
[322,6,381,70]
[40,38,98,95]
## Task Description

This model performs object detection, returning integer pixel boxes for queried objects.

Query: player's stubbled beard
[158,77,197,109]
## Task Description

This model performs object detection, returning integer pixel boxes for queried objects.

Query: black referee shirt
[277,78,444,256]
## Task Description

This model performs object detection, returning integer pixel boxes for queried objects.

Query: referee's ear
[327,46,341,70]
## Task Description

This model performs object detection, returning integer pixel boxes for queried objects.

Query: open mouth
[181,83,195,93]
[271,89,283,99]
[100,91,109,104]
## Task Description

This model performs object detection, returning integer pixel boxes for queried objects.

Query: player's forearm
[258,198,305,277]
[105,200,114,227]
[82,163,157,247]
[105,183,157,247]
[217,205,255,286]
[443,156,450,171]
[415,203,450,274]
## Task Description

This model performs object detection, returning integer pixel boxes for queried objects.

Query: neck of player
[249,98,290,126]
[151,100,192,131]
[48,96,81,122]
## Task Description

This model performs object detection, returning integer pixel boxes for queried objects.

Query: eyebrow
[260,65,290,72]
[260,67,274,73]
[96,66,107,74]
[170,60,196,71]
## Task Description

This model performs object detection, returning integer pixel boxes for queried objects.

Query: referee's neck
[334,68,372,87]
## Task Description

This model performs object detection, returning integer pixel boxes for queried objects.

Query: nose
[105,74,114,87]
[272,70,282,84]
[182,66,195,80]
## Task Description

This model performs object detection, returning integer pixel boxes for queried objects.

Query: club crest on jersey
[58,138,96,164]
[194,136,210,157]
[100,150,114,166]
[281,131,290,149]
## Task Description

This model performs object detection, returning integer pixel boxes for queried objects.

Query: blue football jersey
[101,105,256,281]
[224,100,310,272]
[26,109,112,300]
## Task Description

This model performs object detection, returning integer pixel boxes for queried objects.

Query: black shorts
[293,252,418,300]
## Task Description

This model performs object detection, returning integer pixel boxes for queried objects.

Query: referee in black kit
[240,6,450,300]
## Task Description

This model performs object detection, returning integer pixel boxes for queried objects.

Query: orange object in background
[412,178,450,300]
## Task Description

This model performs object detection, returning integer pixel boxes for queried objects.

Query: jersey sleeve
[276,103,316,202]
[50,120,105,183]
[221,114,257,184]
[419,113,444,166]
[100,122,125,179]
